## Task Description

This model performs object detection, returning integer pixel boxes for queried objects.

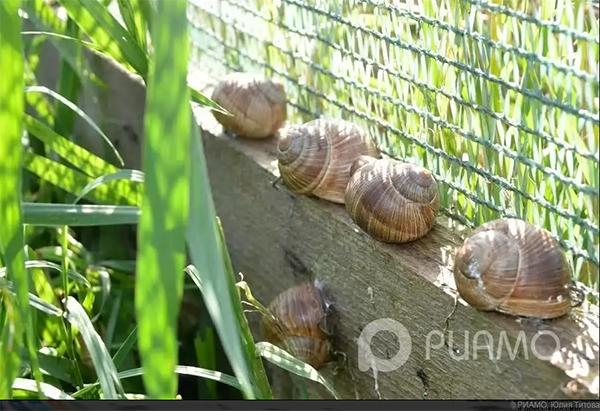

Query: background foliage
[190,0,599,299]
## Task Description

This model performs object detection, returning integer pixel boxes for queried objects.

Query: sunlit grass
[1,0,336,401]
[190,0,600,298]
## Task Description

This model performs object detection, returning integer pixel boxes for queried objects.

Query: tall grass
[190,0,600,299]
[0,0,338,400]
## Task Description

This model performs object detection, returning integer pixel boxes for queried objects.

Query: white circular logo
[357,318,412,372]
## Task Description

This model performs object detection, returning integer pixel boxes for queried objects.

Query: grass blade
[71,325,137,400]
[23,152,135,206]
[0,278,64,317]
[73,170,144,205]
[112,325,138,370]
[190,87,230,114]
[90,267,111,322]
[22,0,92,87]
[60,0,149,77]
[21,350,77,386]
[121,365,246,392]
[54,17,82,141]
[23,114,120,178]
[215,220,272,398]
[116,0,148,52]
[255,342,340,399]
[186,130,256,399]
[63,296,123,399]
[24,86,124,166]
[0,0,44,398]
[21,31,103,53]
[12,378,74,400]
[0,260,90,288]
[23,203,140,227]
[134,0,191,399]
[75,365,246,396]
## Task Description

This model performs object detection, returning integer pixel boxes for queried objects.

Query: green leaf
[255,342,340,399]
[54,17,83,141]
[60,0,149,77]
[24,86,124,166]
[79,365,247,394]
[23,152,136,206]
[89,267,111,322]
[63,296,124,399]
[22,0,93,87]
[26,351,76,386]
[134,0,191,399]
[112,325,138,370]
[0,0,44,398]
[0,260,90,288]
[116,0,148,52]
[23,203,140,226]
[73,169,144,206]
[71,324,137,400]
[190,86,230,114]
[21,31,104,53]
[0,278,64,318]
[186,130,256,399]
[12,378,74,400]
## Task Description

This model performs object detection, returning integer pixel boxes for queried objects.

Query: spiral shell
[261,281,332,369]
[277,119,381,204]
[211,72,287,139]
[453,218,571,319]
[345,157,440,243]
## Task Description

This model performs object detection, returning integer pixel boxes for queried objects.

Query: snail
[210,72,287,139]
[453,218,571,319]
[277,118,381,204]
[345,156,440,243]
[261,281,333,369]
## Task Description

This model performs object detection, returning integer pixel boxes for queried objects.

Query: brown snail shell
[211,72,287,139]
[345,156,440,243]
[277,119,381,204]
[261,281,332,369]
[453,218,571,319]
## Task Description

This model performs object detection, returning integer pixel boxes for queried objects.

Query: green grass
[190,0,600,299]
[1,0,338,401]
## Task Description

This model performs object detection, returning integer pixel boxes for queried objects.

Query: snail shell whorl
[345,158,440,243]
[277,119,381,204]
[453,218,571,319]
[211,72,287,138]
[261,282,330,369]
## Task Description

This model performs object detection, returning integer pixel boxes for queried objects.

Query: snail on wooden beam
[345,156,440,243]
[261,281,334,369]
[453,218,572,319]
[210,72,287,139]
[276,118,381,204]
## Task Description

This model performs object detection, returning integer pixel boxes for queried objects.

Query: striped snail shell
[277,119,381,204]
[345,156,440,243]
[261,281,333,369]
[453,218,571,319]
[210,72,287,139]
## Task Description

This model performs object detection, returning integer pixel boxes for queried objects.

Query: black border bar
[2,400,599,410]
